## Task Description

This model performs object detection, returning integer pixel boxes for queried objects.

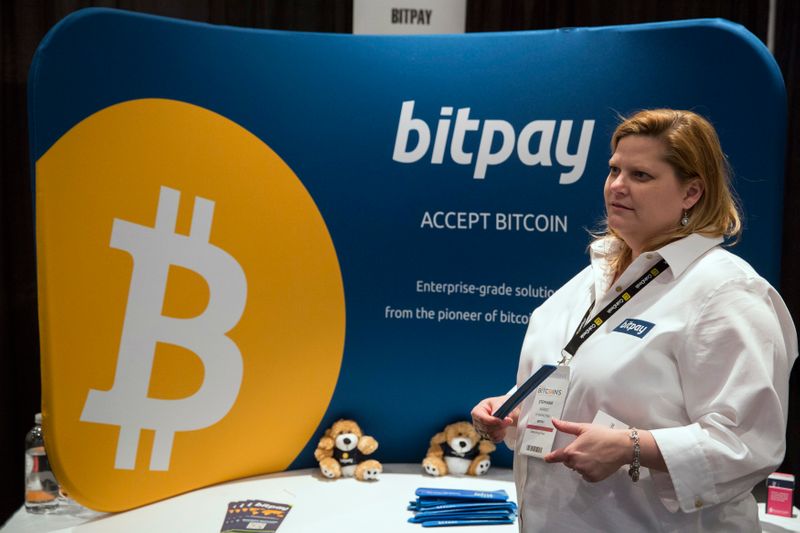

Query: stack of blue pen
[407,488,517,527]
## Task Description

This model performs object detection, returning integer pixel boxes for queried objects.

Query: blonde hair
[597,109,742,274]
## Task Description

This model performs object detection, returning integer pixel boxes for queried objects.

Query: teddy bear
[422,421,495,476]
[314,419,382,481]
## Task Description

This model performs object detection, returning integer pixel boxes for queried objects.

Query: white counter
[1,464,517,533]
[5,466,798,533]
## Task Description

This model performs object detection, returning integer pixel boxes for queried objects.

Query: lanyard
[558,258,669,365]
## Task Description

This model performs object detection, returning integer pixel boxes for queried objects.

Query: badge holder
[518,365,570,458]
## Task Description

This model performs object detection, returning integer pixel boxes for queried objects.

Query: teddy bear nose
[343,437,352,446]
[458,440,467,448]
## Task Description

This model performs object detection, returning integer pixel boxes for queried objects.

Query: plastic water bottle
[25,413,59,513]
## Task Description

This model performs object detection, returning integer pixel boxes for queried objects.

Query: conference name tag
[519,365,570,458]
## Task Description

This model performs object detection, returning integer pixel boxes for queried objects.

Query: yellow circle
[36,98,345,511]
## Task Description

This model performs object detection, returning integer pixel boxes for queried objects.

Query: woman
[472,109,797,532]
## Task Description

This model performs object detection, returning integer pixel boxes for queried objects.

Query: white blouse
[506,234,797,532]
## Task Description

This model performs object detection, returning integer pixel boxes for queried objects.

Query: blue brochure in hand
[492,364,557,419]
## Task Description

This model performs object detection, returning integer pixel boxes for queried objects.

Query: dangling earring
[680,211,689,227]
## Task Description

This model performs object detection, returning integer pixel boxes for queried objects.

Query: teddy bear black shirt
[440,442,479,460]
[333,447,365,466]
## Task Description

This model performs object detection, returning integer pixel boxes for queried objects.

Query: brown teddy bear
[422,421,495,476]
[314,419,382,481]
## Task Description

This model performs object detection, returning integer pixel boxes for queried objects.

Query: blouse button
[615,286,622,293]
[694,498,704,509]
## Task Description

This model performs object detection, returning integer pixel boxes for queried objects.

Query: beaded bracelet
[628,428,641,482]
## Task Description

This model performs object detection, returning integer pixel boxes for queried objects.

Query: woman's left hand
[544,418,631,482]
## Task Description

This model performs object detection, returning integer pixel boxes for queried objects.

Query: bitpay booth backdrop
[28,9,786,511]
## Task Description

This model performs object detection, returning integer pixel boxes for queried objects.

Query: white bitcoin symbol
[80,186,247,471]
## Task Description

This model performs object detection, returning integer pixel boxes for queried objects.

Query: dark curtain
[1,0,796,524]
[466,0,770,31]
[776,0,800,506]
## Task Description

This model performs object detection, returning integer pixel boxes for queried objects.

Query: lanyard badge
[519,365,570,458]
[519,258,669,458]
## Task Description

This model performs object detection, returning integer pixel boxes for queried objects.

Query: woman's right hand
[471,396,517,443]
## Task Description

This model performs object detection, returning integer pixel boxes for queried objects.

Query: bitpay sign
[29,10,786,510]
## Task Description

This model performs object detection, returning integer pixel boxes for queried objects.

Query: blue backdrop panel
[29,8,786,476]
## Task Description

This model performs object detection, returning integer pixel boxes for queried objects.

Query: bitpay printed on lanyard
[519,258,668,459]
